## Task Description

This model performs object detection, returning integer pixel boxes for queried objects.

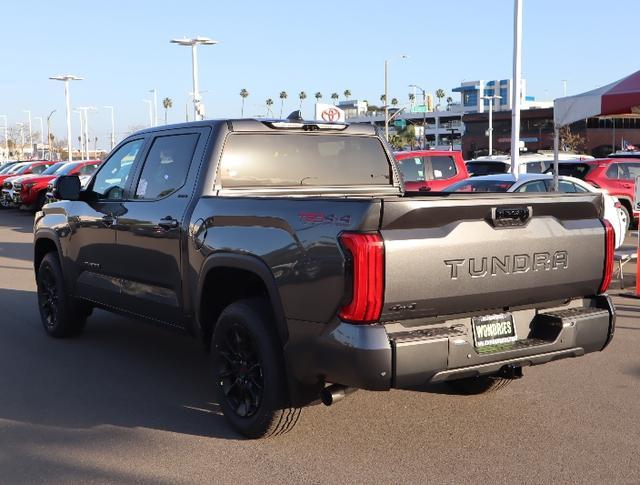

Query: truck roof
[131,118,378,137]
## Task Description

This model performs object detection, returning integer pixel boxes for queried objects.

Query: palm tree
[343,89,351,100]
[315,92,322,103]
[279,91,288,118]
[380,94,386,105]
[391,98,398,107]
[408,93,415,104]
[446,96,453,110]
[162,97,173,124]
[331,92,339,105]
[435,89,446,110]
[298,91,307,110]
[239,88,249,117]
[266,98,274,116]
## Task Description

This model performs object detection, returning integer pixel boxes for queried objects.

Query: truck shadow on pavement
[0,242,34,262]
[0,288,241,440]
[2,210,36,234]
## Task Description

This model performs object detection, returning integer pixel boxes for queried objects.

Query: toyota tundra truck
[33,115,616,439]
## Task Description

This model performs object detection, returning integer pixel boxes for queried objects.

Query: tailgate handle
[492,206,531,227]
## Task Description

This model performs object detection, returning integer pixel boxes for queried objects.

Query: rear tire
[211,298,301,439]
[445,375,513,395]
[619,203,632,230]
[37,253,88,338]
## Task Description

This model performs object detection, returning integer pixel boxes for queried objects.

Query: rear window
[445,179,513,192]
[219,134,392,187]
[556,163,592,179]
[466,161,509,176]
[397,156,457,182]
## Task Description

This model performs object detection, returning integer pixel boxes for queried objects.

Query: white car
[445,173,627,248]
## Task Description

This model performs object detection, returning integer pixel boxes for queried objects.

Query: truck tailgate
[380,193,606,321]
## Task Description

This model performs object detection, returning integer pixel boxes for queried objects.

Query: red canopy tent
[552,69,640,187]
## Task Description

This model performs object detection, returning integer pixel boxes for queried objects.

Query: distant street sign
[393,119,407,129]
[411,104,427,113]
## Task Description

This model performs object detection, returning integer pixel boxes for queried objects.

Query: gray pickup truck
[34,116,615,438]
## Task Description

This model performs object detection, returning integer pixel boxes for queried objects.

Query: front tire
[211,298,301,439]
[37,253,88,338]
[445,375,513,395]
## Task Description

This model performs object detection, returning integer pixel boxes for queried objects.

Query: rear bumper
[285,295,615,391]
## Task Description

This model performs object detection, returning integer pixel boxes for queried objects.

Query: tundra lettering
[444,251,569,279]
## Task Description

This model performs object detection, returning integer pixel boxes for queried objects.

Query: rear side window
[135,134,199,199]
[515,180,547,193]
[219,134,392,187]
[429,156,457,179]
[605,164,619,179]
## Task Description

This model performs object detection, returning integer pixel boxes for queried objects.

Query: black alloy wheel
[218,324,264,418]
[37,263,59,329]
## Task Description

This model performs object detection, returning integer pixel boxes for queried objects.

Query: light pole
[170,36,219,121]
[46,110,56,160]
[149,89,158,127]
[384,55,408,142]
[73,110,84,160]
[480,95,502,155]
[49,75,83,162]
[34,116,44,158]
[23,110,33,154]
[142,99,153,127]
[77,107,96,160]
[0,115,7,160]
[16,122,25,159]
[510,0,523,177]
[103,106,115,150]
[409,84,427,149]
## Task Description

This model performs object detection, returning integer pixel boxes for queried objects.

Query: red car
[394,150,469,191]
[0,160,54,186]
[551,158,640,227]
[13,160,101,210]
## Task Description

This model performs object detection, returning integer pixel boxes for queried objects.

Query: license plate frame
[472,313,517,348]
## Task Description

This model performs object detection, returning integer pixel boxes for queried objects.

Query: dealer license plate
[472,313,516,347]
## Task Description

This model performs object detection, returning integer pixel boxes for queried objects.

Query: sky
[1,0,638,149]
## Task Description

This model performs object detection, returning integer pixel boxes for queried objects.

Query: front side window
[30,164,51,174]
[91,139,143,199]
[134,134,199,199]
[78,163,100,175]
[620,162,640,180]
[219,134,392,187]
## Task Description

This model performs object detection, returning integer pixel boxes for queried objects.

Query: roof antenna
[286,110,304,121]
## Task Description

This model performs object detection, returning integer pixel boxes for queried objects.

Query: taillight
[599,220,614,294]
[338,232,384,323]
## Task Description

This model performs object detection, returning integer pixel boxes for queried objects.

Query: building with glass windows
[452,79,552,113]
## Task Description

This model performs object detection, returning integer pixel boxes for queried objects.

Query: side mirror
[53,175,81,201]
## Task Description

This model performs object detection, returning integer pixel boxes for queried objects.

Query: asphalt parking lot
[0,209,639,484]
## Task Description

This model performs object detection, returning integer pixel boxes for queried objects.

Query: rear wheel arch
[196,254,289,349]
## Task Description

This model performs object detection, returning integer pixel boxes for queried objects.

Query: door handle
[622,184,632,188]
[158,217,179,230]
[102,214,115,227]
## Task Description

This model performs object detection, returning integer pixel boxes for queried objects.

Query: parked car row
[0,160,101,211]
[393,150,630,248]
